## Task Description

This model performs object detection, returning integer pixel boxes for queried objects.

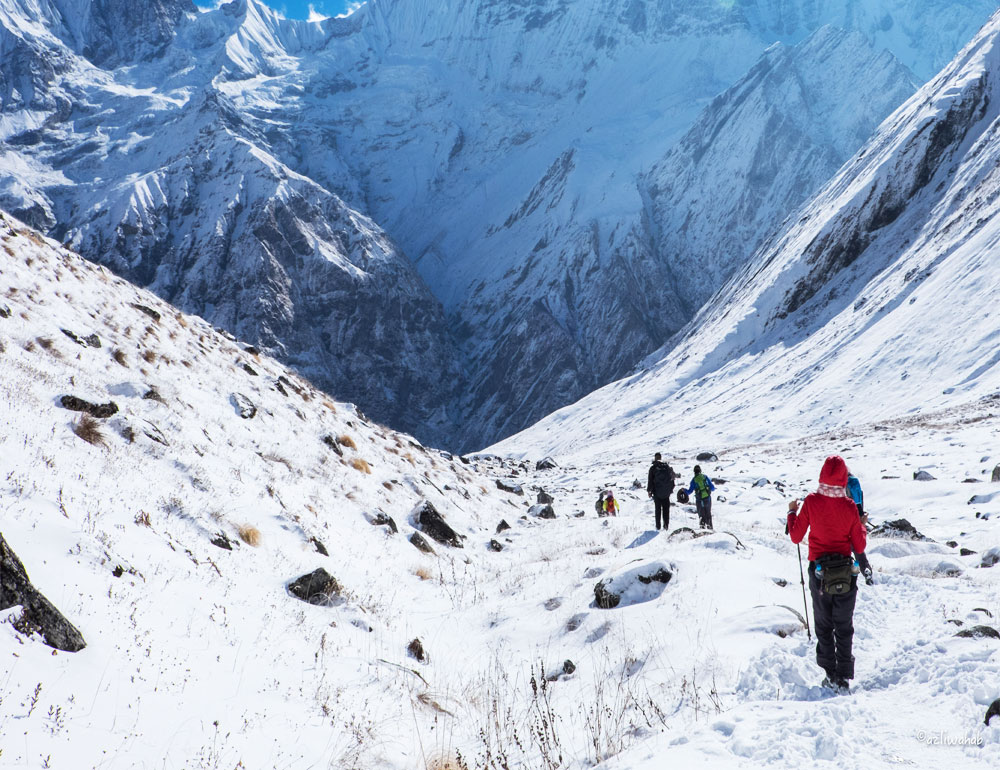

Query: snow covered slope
[5,212,1000,768]
[493,8,1000,470]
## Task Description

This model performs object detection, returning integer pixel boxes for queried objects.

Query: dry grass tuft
[141,349,157,364]
[322,399,337,413]
[425,755,462,770]
[337,434,357,450]
[112,348,128,367]
[72,414,107,447]
[414,566,433,581]
[349,457,371,474]
[237,524,261,547]
[134,511,152,527]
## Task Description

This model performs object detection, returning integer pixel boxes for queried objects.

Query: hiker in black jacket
[647,453,675,531]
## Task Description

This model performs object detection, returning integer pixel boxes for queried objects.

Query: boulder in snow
[60,395,118,418]
[287,568,341,606]
[697,451,718,462]
[495,479,524,495]
[413,500,463,548]
[1,533,86,652]
[496,519,511,533]
[535,457,558,471]
[230,393,256,419]
[594,561,674,609]
[992,464,1000,483]
[370,513,398,533]
[529,503,556,519]
[489,539,503,552]
[753,478,769,487]
[409,532,435,555]
[536,489,554,505]
[955,625,1000,640]
[980,547,1000,568]
[913,470,936,481]
[868,518,931,541]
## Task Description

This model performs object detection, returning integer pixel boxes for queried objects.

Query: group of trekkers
[645,452,715,530]
[599,451,875,693]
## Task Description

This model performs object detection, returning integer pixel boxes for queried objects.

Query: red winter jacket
[788,492,867,561]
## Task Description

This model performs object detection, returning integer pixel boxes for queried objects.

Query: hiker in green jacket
[686,465,716,529]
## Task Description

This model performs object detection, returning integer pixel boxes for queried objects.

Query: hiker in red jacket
[787,455,867,691]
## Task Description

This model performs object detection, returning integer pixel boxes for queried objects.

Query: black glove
[863,568,874,586]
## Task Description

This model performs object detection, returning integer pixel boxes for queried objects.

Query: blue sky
[198,1,363,19]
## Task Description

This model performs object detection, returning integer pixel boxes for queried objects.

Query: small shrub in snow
[72,414,106,447]
[237,524,261,547]
[141,349,156,364]
[414,567,432,581]
[350,458,371,474]
[337,434,357,450]
[134,511,152,527]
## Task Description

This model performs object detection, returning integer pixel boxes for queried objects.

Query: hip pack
[816,554,854,595]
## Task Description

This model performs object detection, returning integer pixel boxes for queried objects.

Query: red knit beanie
[819,455,848,486]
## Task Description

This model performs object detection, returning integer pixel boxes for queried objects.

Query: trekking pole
[797,542,812,641]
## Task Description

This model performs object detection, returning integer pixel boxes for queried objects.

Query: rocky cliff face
[0,0,995,449]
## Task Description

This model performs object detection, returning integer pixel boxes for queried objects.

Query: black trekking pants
[809,565,857,680]
[696,495,713,529]
[653,497,670,530]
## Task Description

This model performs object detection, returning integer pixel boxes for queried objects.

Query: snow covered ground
[3,213,1000,768]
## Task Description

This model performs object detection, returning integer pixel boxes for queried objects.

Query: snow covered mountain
[495,7,1000,469]
[1,0,996,449]
[5,211,1000,768]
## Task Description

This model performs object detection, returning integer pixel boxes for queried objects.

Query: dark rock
[311,537,329,556]
[594,580,620,609]
[913,470,935,481]
[946,541,958,548]
[562,659,576,676]
[697,452,718,462]
[544,597,562,611]
[211,532,233,550]
[495,479,524,495]
[274,379,288,396]
[143,386,165,403]
[287,568,341,606]
[992,464,1000,483]
[535,457,558,471]
[60,395,118,418]
[529,503,556,519]
[753,478,769,487]
[242,363,258,376]
[637,568,673,585]
[322,434,343,455]
[489,539,503,552]
[772,578,788,587]
[962,478,982,483]
[459,455,471,464]
[231,393,256,419]
[537,489,554,505]
[0,304,10,318]
[960,548,977,557]
[946,619,964,626]
[955,625,1000,639]
[0,533,86,652]
[668,526,711,541]
[868,519,930,541]
[986,698,1000,726]
[371,513,398,533]
[409,532,435,554]
[974,607,995,617]
[407,637,427,663]
[414,500,463,548]
[245,345,261,355]
[131,303,160,321]
[631,478,643,489]
[496,519,511,534]
[60,328,87,346]
[111,565,124,578]
[712,477,726,485]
